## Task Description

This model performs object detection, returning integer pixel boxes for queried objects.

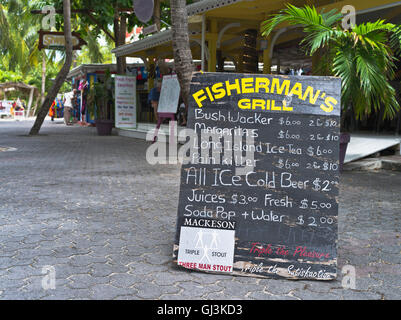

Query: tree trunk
[29,0,73,135]
[115,6,126,75]
[154,0,161,31]
[170,0,193,121]
[118,15,127,73]
[41,52,46,105]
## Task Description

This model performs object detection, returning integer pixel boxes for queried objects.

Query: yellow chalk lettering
[255,77,270,93]
[193,89,207,108]
[271,78,290,95]
[211,82,226,99]
[302,86,321,104]
[205,86,214,101]
[289,82,303,99]
[225,79,241,96]
[320,96,337,113]
[252,99,266,110]
[271,100,281,111]
[238,98,251,109]
[241,77,254,94]
[282,100,293,111]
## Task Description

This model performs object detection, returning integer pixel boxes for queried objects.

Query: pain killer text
[192,77,338,113]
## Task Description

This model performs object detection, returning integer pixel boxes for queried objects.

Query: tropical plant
[0,0,44,76]
[87,69,113,120]
[0,0,65,107]
[261,4,401,127]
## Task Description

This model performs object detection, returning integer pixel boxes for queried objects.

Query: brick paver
[0,120,400,300]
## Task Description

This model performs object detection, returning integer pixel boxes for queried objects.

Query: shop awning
[112,30,173,58]
[112,0,244,59]
[112,0,401,69]
[66,63,145,81]
[0,82,38,93]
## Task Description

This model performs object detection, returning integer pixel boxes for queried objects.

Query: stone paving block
[0,277,26,290]
[105,253,136,267]
[352,276,382,291]
[247,291,300,300]
[69,255,108,267]
[67,274,109,289]
[216,279,265,297]
[90,262,129,277]
[177,281,224,298]
[204,291,253,300]
[0,121,400,300]
[43,288,93,300]
[127,261,169,275]
[329,289,383,300]
[292,289,340,300]
[262,279,307,295]
[152,271,195,286]
[132,282,180,299]
[109,273,150,288]
[159,293,186,300]
[4,265,43,280]
[89,284,137,300]
[50,264,92,279]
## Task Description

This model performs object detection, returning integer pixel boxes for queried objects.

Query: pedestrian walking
[63,89,76,126]
[148,80,161,122]
[49,100,55,121]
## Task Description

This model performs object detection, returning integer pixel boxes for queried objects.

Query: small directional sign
[38,30,87,51]
[143,24,158,36]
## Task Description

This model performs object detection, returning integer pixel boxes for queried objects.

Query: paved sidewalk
[0,120,400,300]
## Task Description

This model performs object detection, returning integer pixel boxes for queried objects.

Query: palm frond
[261,4,343,55]
[261,4,401,121]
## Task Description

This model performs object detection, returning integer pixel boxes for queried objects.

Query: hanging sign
[173,72,341,280]
[134,0,154,23]
[143,24,158,36]
[38,30,87,51]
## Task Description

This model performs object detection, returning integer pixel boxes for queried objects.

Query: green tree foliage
[37,0,173,43]
[0,1,69,92]
[1,0,194,97]
[0,0,43,76]
[262,4,401,121]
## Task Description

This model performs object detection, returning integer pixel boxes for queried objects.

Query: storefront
[0,82,38,118]
[111,0,401,138]
[66,63,149,124]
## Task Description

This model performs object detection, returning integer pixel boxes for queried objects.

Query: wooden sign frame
[173,72,341,281]
[38,30,87,51]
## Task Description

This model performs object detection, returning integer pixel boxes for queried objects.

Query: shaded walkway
[0,120,400,299]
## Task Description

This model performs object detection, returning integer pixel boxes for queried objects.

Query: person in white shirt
[63,89,76,125]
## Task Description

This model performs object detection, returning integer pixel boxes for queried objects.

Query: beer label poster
[173,72,341,280]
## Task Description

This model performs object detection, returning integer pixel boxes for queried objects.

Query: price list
[174,72,341,280]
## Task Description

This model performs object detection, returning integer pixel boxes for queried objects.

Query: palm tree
[261,4,401,128]
[30,0,74,135]
[170,0,194,124]
[0,0,44,76]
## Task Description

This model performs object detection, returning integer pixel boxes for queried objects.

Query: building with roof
[112,0,401,138]
[0,82,39,117]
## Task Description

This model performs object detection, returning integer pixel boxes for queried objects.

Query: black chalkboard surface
[173,72,341,280]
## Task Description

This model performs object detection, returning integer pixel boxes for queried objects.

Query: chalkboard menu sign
[173,72,341,280]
